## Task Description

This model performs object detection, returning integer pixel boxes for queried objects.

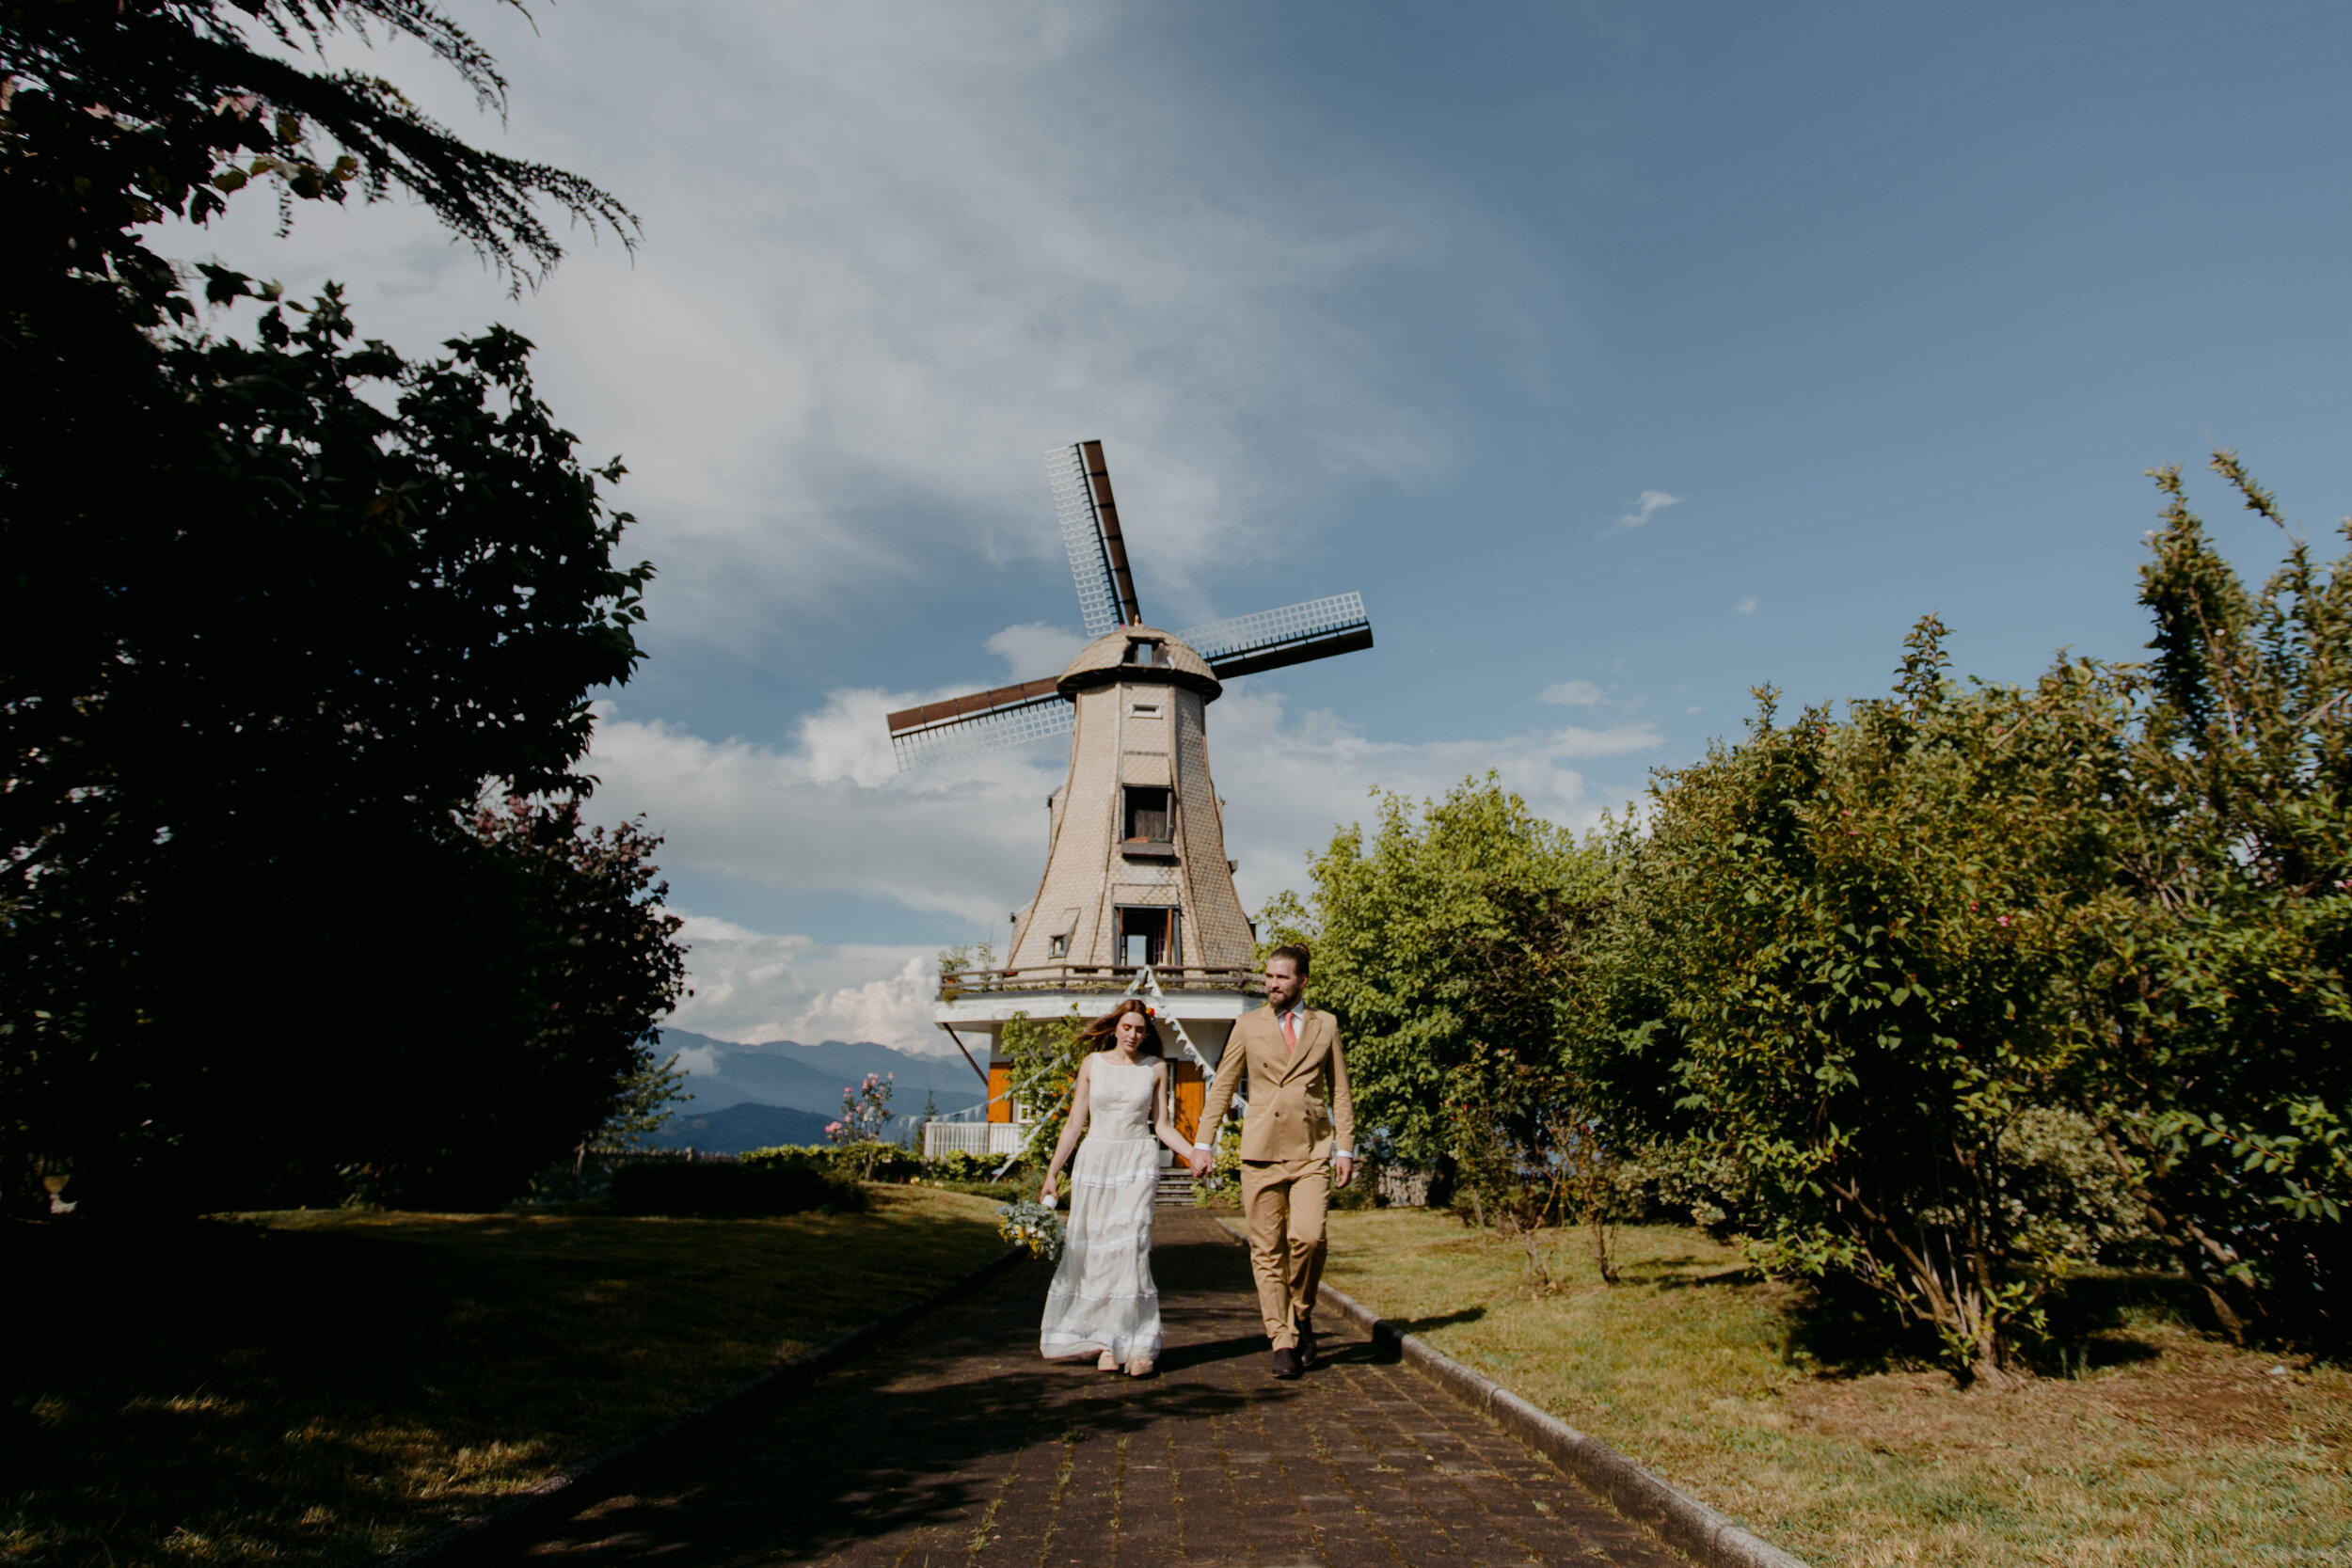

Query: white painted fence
[922,1120,1031,1160]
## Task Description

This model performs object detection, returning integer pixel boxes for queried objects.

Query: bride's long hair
[1077,998,1161,1055]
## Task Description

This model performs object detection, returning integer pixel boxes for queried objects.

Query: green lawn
[1324,1210,2350,1567]
[3,1187,1008,1567]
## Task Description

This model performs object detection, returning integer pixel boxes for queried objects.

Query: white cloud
[1536,679,1607,706]
[1610,489,1681,532]
[985,623,1089,681]
[1735,595,1759,615]
[165,2,1451,651]
[584,693,1059,927]
[671,1041,723,1077]
[659,913,946,1053]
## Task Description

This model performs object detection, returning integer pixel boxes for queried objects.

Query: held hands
[1187,1148,1212,1180]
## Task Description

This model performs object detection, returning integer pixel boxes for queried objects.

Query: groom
[1190,943,1355,1379]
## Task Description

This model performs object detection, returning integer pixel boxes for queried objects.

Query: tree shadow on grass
[1777,1270,1944,1378]
[1647,1262,1764,1290]
[2017,1271,2200,1376]
[1776,1267,2192,1380]
[1394,1306,1488,1336]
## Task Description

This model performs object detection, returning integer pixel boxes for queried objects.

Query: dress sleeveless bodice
[1087,1053,1158,1140]
[1039,1053,1165,1364]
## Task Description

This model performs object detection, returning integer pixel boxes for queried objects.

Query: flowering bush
[831,1073,895,1143]
[829,1073,896,1178]
[996,1197,1065,1260]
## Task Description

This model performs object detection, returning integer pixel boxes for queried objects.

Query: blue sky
[186,2,2352,1047]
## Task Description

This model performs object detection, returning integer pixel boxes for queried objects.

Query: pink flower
[1997,915,2010,927]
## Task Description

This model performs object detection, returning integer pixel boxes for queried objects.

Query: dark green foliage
[1629,627,2137,1382]
[608,1159,866,1218]
[1264,455,2347,1372]
[1260,779,1595,1170]
[2082,456,2352,1345]
[1,0,676,1212]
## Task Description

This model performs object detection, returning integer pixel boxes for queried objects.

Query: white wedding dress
[1039,1055,1164,1364]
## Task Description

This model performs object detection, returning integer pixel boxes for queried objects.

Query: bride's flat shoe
[1126,1357,1154,1378]
[1097,1351,1120,1372]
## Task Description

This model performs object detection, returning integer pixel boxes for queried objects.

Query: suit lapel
[1262,1006,1324,1086]
[1260,1008,1294,1086]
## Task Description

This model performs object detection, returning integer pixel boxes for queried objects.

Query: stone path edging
[1213,1215,1812,1568]
[373,1243,1026,1568]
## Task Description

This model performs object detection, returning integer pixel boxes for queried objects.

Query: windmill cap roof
[1057,626,1222,701]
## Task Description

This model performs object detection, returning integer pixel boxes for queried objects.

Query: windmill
[898,441,1374,1152]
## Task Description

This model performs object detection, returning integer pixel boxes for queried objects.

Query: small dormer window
[1048,933,1070,958]
[1122,639,1165,668]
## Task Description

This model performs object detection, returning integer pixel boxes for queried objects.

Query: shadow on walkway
[523,1215,1678,1567]
[530,1233,1263,1563]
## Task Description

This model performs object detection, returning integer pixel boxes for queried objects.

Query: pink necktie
[1283,1011,1298,1054]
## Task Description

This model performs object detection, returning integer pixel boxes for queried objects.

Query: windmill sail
[888,677,1073,769]
[1046,440,1142,638]
[1180,592,1374,680]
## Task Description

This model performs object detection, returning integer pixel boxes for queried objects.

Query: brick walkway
[519,1209,1678,1567]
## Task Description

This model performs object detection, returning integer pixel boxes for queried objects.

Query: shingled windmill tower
[893,441,1374,1148]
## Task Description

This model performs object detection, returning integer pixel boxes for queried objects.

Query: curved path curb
[373,1243,1026,1568]
[1213,1215,1811,1568]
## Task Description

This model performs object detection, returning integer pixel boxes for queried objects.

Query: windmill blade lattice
[1046,441,1141,638]
[888,686,1073,770]
[1180,592,1373,680]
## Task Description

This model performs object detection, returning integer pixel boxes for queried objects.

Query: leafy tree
[1623,624,2135,1385]
[2080,455,2352,1344]
[1259,777,1599,1173]
[1,1,671,1212]
[3,0,634,323]
[999,1007,1088,1168]
[593,1053,694,1152]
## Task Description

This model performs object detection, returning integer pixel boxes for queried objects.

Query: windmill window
[1123,785,1171,843]
[1048,933,1070,958]
[1128,701,1163,719]
[1116,906,1181,968]
[1123,640,1166,667]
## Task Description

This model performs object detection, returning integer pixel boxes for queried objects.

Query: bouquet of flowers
[996,1197,1066,1261]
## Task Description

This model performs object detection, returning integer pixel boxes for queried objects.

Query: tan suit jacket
[1198,1005,1355,1164]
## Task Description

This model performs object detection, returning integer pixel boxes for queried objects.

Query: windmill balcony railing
[937,963,1264,1001]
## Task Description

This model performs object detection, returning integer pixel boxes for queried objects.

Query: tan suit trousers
[1239,1153,1329,1348]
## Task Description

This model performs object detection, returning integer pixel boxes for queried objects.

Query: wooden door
[988,1061,1017,1123]
[1170,1060,1205,1143]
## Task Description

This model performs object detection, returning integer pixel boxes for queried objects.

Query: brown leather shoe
[1296,1314,1317,1369]
[1269,1345,1301,1379]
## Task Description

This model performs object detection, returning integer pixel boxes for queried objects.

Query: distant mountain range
[651,1030,989,1131]
[643,1101,835,1154]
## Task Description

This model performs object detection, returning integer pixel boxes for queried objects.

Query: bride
[1037,999,1196,1376]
